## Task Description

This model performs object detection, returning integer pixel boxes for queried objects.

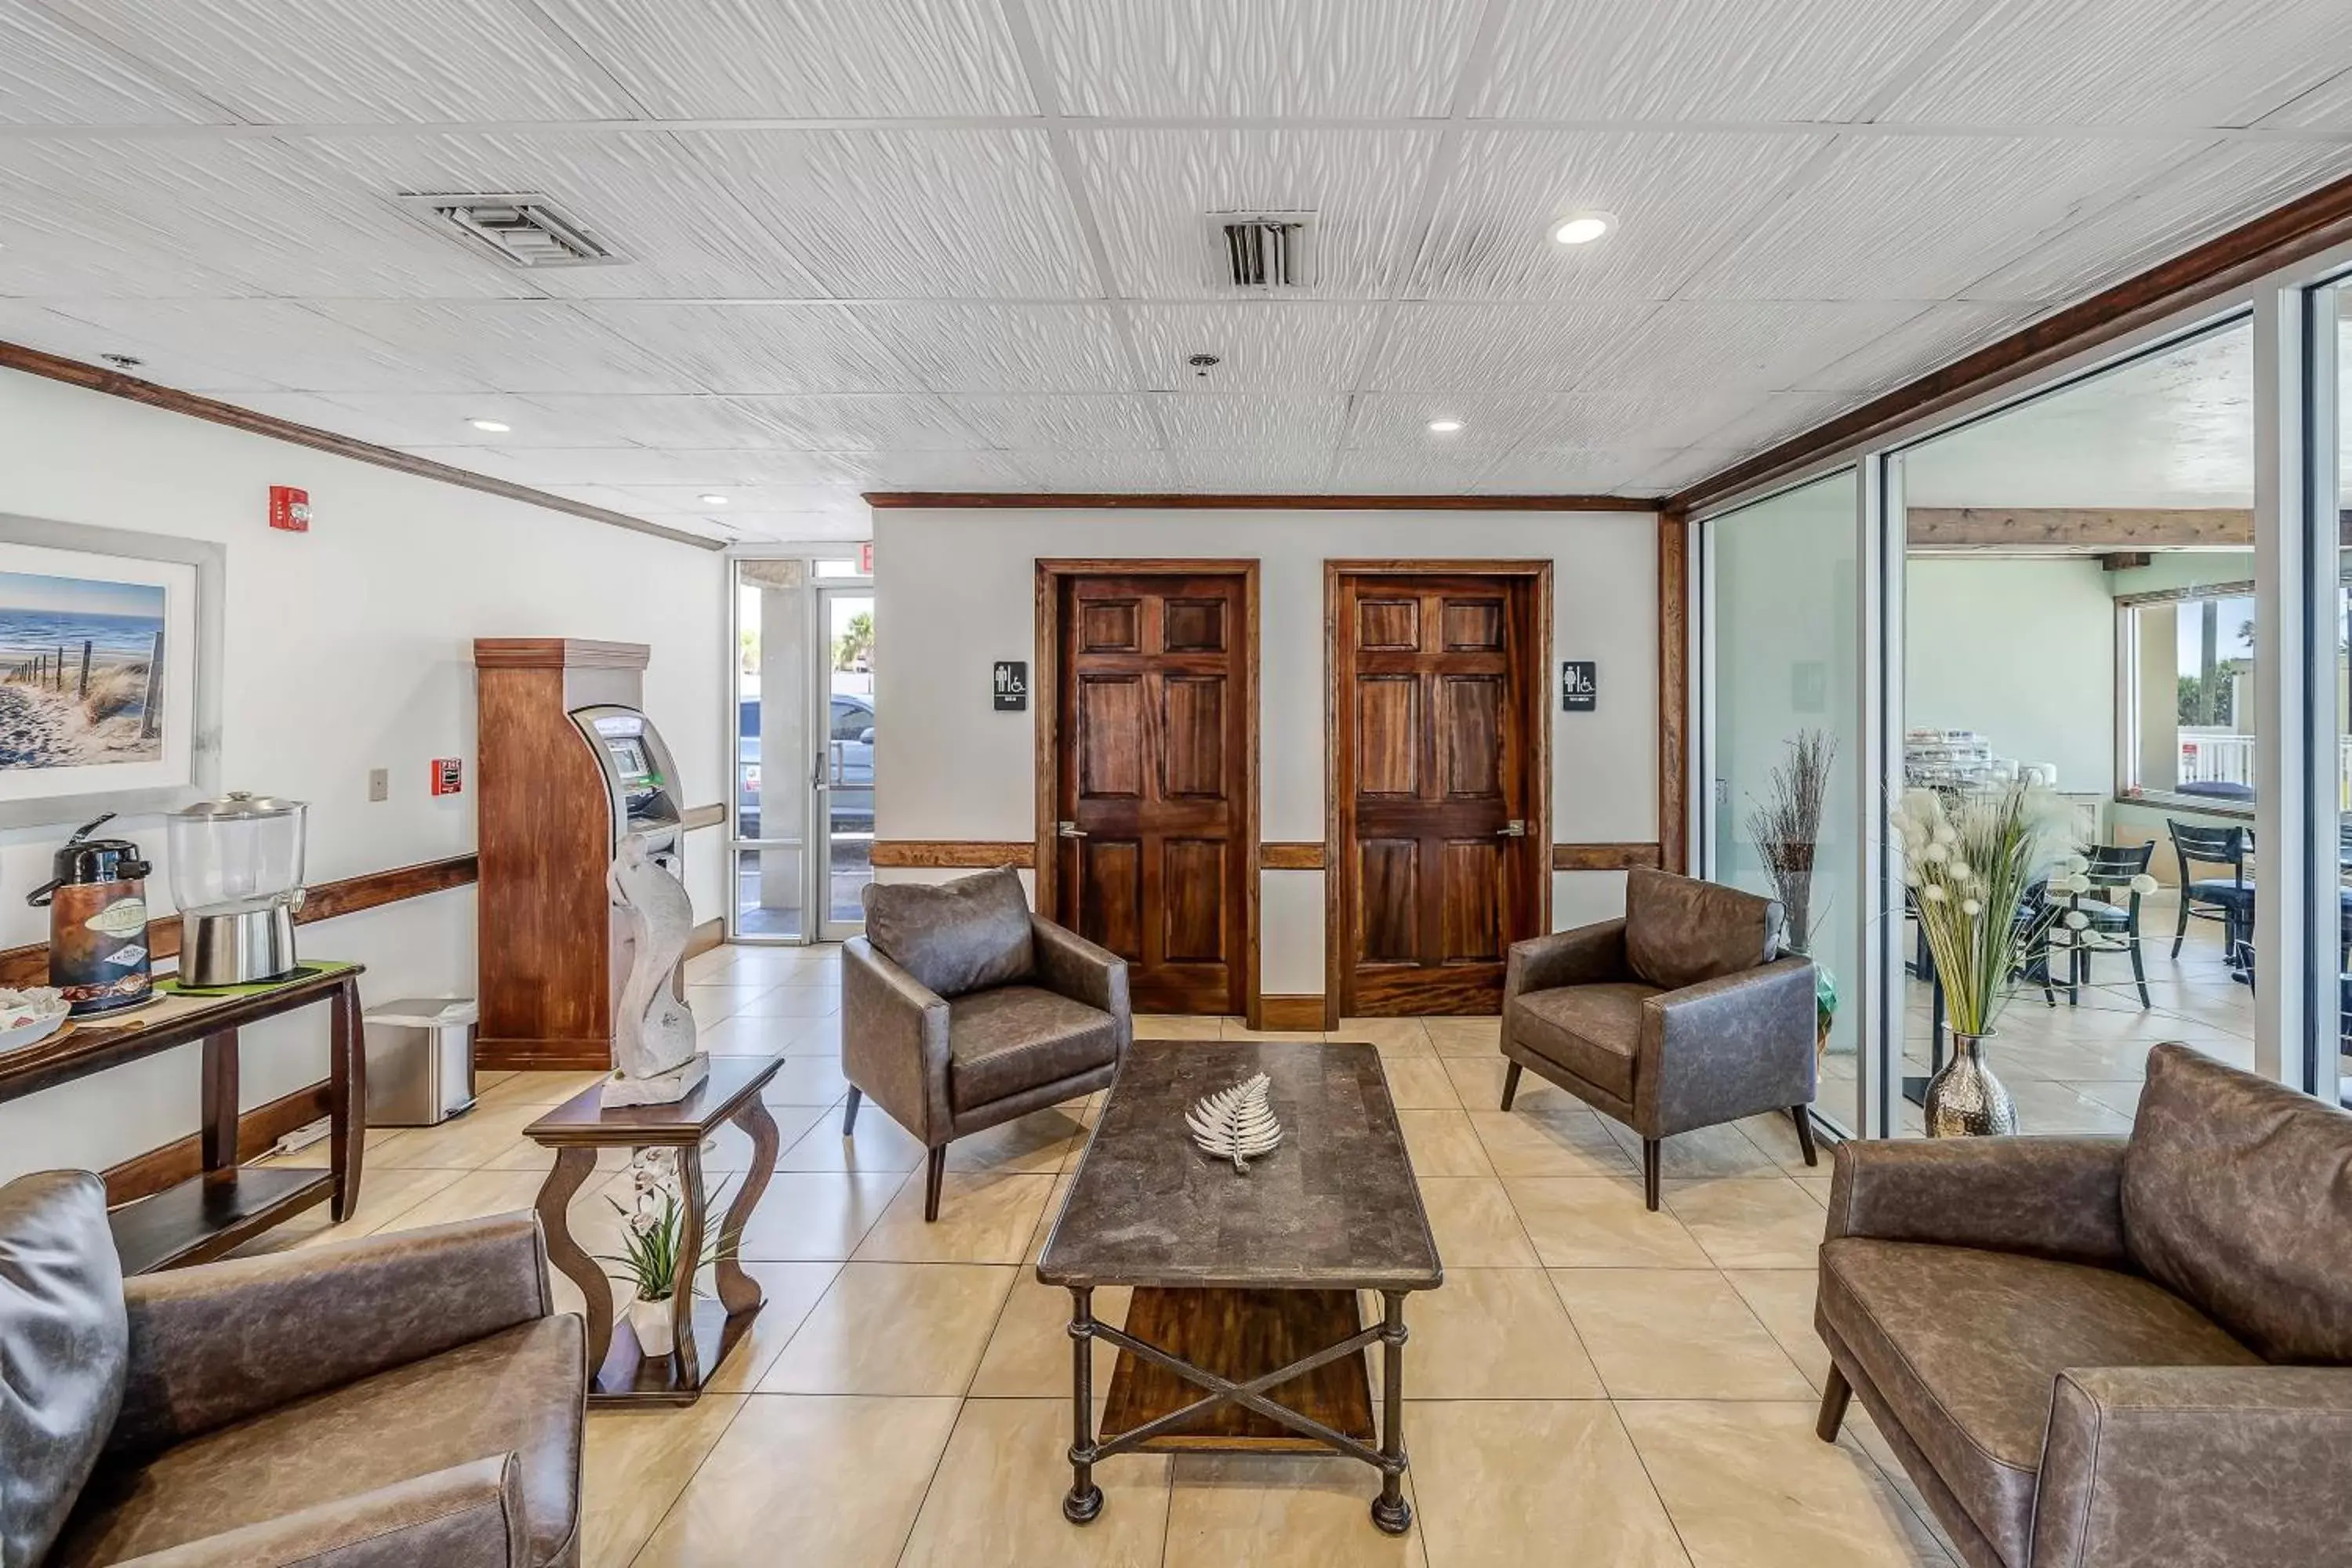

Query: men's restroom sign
[1560,661,1597,713]
[993,660,1029,711]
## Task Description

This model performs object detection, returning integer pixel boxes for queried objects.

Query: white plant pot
[629,1294,676,1359]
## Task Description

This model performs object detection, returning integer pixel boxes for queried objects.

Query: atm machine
[569,704,687,871]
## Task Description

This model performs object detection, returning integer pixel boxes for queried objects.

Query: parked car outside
[736,693,873,837]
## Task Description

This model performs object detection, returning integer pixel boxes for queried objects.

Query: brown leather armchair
[0,1169,583,1568]
[843,866,1131,1221]
[1499,866,1818,1208]
[1816,1044,2352,1568]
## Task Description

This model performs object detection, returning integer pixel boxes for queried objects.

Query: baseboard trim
[103,1080,332,1207]
[1258,996,1327,1031]
[686,917,724,960]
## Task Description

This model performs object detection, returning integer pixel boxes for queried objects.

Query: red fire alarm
[268,485,310,532]
[430,757,463,797]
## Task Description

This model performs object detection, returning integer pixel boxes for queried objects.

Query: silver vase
[1923,1031,2019,1137]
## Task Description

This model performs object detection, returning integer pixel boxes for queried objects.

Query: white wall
[0,370,727,1179]
[873,508,1660,998]
[1904,557,2117,793]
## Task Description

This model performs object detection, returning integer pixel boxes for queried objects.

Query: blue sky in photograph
[0,571,163,621]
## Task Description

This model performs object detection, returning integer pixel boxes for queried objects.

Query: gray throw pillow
[862,866,1036,999]
[0,1170,127,1566]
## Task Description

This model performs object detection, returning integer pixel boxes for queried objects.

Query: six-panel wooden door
[1053,572,1251,1014]
[1333,570,1545,1015]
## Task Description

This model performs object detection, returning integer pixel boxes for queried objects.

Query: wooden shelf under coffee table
[1036,1039,1442,1534]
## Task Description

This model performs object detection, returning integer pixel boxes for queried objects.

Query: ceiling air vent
[1206,211,1316,291]
[398,192,624,269]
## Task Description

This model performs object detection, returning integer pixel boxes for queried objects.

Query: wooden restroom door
[1331,568,1548,1016]
[1052,570,1253,1015]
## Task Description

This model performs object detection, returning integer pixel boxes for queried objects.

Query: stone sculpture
[601,832,709,1107]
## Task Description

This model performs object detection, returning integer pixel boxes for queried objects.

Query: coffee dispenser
[26,812,154,1016]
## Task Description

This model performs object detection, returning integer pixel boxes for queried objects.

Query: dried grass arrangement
[1745,730,1837,953]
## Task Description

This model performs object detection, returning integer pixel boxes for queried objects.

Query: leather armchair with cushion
[0,1171,583,1567]
[844,866,1131,1221]
[1816,1043,2352,1568]
[1500,866,1818,1208]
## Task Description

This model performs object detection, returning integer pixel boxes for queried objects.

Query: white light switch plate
[368,768,389,802]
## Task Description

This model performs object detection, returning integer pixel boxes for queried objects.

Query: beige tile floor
[249,940,1955,1567]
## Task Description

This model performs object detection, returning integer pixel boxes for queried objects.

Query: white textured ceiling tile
[2257,64,2352,129]
[576,304,927,394]
[1958,142,2352,303]
[0,207,260,297]
[686,131,1097,299]
[1534,391,1759,450]
[1601,302,1930,394]
[519,394,793,450]
[532,0,1031,116]
[721,394,985,451]
[1679,392,1865,455]
[823,450,1029,487]
[218,393,513,449]
[0,298,281,390]
[303,302,702,395]
[1029,0,1483,117]
[1327,448,1506,492]
[1073,129,1437,299]
[0,2,223,124]
[1155,394,1348,448]
[940,395,1163,450]
[1882,0,2352,127]
[1004,449,1179,489]
[851,303,1136,393]
[1472,447,1679,493]
[383,446,565,485]
[302,132,832,301]
[299,392,780,449]
[1174,447,1335,491]
[528,483,656,516]
[1365,302,1657,391]
[1628,448,1745,489]
[1685,135,2203,302]
[1346,391,1590,452]
[34,299,488,394]
[612,483,866,514]
[37,0,634,122]
[1794,302,2042,393]
[1478,0,1982,122]
[1408,130,1829,302]
[1131,302,1386,391]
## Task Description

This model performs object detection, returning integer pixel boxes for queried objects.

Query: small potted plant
[599,1149,720,1358]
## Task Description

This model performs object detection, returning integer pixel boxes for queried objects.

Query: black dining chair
[2165,819,2253,963]
[2057,841,2154,1007]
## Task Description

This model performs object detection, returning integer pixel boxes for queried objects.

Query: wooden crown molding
[865,491,1659,512]
[1671,169,2352,516]
[0,341,720,552]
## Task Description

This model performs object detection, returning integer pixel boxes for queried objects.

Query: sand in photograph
[0,570,165,771]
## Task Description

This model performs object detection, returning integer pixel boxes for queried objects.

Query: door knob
[1497,819,1526,838]
[1058,821,1088,838]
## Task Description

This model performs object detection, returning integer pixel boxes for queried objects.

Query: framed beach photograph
[0,515,221,829]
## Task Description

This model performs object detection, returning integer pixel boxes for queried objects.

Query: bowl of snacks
[0,988,69,1052]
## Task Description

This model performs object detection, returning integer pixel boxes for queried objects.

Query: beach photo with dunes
[0,571,165,771]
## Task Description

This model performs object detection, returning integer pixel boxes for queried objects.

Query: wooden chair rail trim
[869,840,1040,869]
[1552,843,1665,872]
[0,340,717,551]
[0,851,477,988]
[1259,842,1327,870]
[679,803,728,832]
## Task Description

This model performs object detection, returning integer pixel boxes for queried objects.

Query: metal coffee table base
[1062,1285,1414,1534]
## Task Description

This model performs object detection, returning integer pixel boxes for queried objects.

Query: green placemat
[156,960,358,999]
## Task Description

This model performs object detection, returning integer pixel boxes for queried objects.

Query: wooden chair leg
[841,1086,862,1137]
[1500,1061,1522,1112]
[923,1145,947,1222]
[1790,1105,1818,1167]
[1641,1138,1661,1211]
[1817,1364,1853,1441]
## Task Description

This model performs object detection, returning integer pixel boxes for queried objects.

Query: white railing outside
[2174,732,2352,804]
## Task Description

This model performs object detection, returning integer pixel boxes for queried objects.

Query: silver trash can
[364,997,478,1127]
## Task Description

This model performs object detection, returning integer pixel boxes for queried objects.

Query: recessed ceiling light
[1427,418,1464,434]
[1552,212,1616,246]
[467,417,510,433]
[699,493,729,506]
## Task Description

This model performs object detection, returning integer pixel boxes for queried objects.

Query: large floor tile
[1501,1178,1711,1269]
[579,1394,744,1568]
[1401,1268,1602,1399]
[369,1101,556,1171]
[1397,1109,1496,1178]
[1338,1018,1436,1058]
[901,1397,1171,1567]
[943,1107,1085,1174]
[473,1069,608,1111]
[1721,1269,1831,1390]
[760,1261,1014,1395]
[1468,1108,1633,1178]
[854,1170,1055,1264]
[733,1171,906,1261]
[1602,1120,1784,1180]
[782,1102,929,1173]
[1164,1455,1425,1567]
[1416,1178,1539,1267]
[700,1260,842,1395]
[630,1394,960,1568]
[1661,1178,1828,1270]
[1423,1018,1501,1057]
[1385,1056,1466,1110]
[1135,1014,1225,1039]
[760,1055,852,1104]
[225,1163,469,1255]
[1442,1055,1579,1112]
[1406,1400,1689,1567]
[969,1276,1130,1396]
[1618,1401,1953,1567]
[1549,1269,1813,1400]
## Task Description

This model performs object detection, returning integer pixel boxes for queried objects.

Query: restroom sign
[1561,661,1597,713]
[993,660,1029,711]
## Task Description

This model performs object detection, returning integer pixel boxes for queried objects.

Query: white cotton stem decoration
[1186,1073,1283,1174]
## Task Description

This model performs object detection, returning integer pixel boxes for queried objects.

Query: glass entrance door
[816,586,875,941]
[730,560,808,940]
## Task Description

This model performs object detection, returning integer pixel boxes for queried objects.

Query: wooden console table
[524,1053,783,1406]
[0,965,367,1274]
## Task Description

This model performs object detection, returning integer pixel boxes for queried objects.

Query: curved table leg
[536,1147,611,1378]
[329,978,366,1222]
[673,1142,709,1388]
[715,1098,779,1317]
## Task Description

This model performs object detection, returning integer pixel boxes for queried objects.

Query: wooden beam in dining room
[1904,506,2258,550]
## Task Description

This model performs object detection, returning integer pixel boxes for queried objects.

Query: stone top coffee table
[1037,1038,1442,1534]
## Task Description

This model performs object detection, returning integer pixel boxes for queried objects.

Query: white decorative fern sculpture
[1186,1073,1283,1174]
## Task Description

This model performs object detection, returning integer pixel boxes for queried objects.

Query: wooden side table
[524,1053,783,1405]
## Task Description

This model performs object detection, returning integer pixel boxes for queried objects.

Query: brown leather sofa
[1500,866,1819,1207]
[844,866,1131,1221]
[1817,1043,2352,1568]
[0,1170,584,1568]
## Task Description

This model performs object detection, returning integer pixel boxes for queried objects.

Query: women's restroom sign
[1560,661,1597,713]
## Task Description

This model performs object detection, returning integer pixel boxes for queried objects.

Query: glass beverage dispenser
[167,792,309,986]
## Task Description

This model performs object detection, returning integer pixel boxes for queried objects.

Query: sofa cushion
[1819,1236,2258,1568]
[863,866,1035,1000]
[0,1171,127,1568]
[1622,867,1781,993]
[1509,982,1657,1100]
[949,985,1118,1109]
[2122,1041,2352,1363]
[51,1316,583,1568]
